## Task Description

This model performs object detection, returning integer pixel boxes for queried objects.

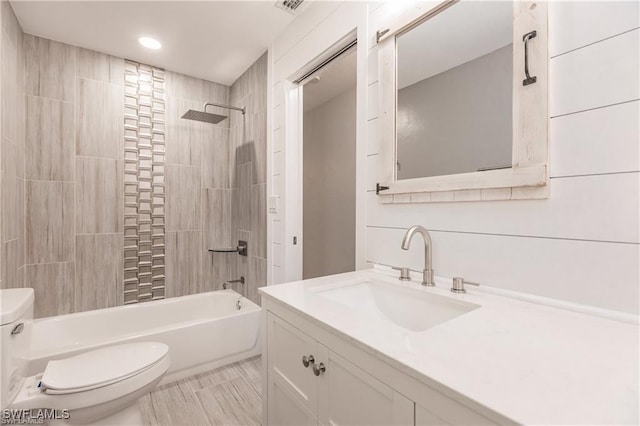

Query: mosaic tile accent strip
[123,60,166,304]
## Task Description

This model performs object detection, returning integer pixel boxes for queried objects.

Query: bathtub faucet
[223,276,245,290]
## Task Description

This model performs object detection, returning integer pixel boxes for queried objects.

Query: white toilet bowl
[9,342,170,425]
[1,289,170,425]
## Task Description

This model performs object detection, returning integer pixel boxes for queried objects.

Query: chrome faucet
[401,225,435,286]
[223,276,245,290]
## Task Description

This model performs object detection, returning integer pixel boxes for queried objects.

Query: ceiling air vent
[275,0,304,14]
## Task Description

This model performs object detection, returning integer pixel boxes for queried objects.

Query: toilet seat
[9,342,170,413]
[42,342,169,395]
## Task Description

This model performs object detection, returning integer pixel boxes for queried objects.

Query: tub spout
[223,276,245,290]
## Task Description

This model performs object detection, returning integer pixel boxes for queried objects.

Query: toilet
[1,288,170,425]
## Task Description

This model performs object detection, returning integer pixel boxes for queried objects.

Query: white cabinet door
[268,373,317,426]
[317,347,414,426]
[267,313,319,425]
[415,399,495,425]
[415,403,448,425]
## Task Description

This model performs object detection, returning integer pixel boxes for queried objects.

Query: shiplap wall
[269,1,639,314]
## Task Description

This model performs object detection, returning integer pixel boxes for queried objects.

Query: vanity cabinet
[264,309,504,425]
[266,313,413,425]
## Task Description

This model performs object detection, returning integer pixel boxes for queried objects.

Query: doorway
[301,45,357,279]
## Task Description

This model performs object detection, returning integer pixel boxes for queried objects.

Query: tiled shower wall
[0,14,268,316]
[164,66,233,298]
[230,53,268,305]
[23,35,125,318]
[0,0,26,294]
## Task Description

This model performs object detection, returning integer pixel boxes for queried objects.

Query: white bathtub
[23,290,261,383]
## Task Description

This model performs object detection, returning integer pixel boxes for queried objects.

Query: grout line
[551,27,640,59]
[24,179,75,184]
[367,225,640,246]
[23,93,73,104]
[23,261,74,267]
[76,155,121,161]
[75,232,124,237]
[550,99,639,119]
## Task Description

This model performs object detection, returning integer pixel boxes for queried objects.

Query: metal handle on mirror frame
[302,354,315,368]
[312,362,326,376]
[522,30,537,86]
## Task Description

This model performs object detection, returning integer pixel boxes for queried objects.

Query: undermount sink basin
[313,279,480,332]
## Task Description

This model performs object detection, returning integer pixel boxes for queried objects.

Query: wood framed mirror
[376,1,549,203]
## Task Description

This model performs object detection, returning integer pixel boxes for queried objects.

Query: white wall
[269,1,639,314]
[304,87,357,279]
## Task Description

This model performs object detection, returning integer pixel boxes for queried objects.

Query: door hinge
[376,183,390,195]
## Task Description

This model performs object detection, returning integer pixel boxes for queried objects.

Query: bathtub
[22,290,261,384]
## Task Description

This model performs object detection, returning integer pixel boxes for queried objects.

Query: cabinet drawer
[267,313,319,417]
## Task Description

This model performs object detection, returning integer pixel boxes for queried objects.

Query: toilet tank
[0,289,34,409]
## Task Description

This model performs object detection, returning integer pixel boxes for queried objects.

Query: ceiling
[10,1,298,86]
[303,46,356,112]
[397,1,512,89]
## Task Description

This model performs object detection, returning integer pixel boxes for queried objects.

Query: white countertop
[259,267,639,425]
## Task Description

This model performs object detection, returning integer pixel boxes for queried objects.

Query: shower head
[181,109,228,124]
[181,102,245,125]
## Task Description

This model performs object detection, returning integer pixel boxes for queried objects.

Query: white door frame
[284,30,366,283]
[269,3,369,285]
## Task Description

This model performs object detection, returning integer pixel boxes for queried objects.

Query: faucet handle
[451,277,479,294]
[392,266,411,281]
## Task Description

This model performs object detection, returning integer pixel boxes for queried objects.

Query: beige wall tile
[75,233,122,311]
[166,70,229,104]
[1,26,19,144]
[234,163,252,231]
[76,48,124,85]
[202,250,236,291]
[202,188,232,250]
[166,231,201,297]
[247,256,266,306]
[24,35,75,102]
[2,0,23,47]
[201,127,230,188]
[25,96,74,181]
[76,157,123,234]
[166,165,201,231]
[76,78,123,159]
[165,96,204,166]
[26,262,74,318]
[1,239,21,288]
[2,138,18,241]
[251,183,266,259]
[25,181,74,263]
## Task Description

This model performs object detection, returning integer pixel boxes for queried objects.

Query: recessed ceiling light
[138,37,161,50]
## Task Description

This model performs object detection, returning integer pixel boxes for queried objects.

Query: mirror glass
[396,1,513,180]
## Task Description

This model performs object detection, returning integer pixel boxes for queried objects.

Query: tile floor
[138,356,262,426]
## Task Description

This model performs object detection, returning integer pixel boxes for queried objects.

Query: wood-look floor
[138,356,261,426]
